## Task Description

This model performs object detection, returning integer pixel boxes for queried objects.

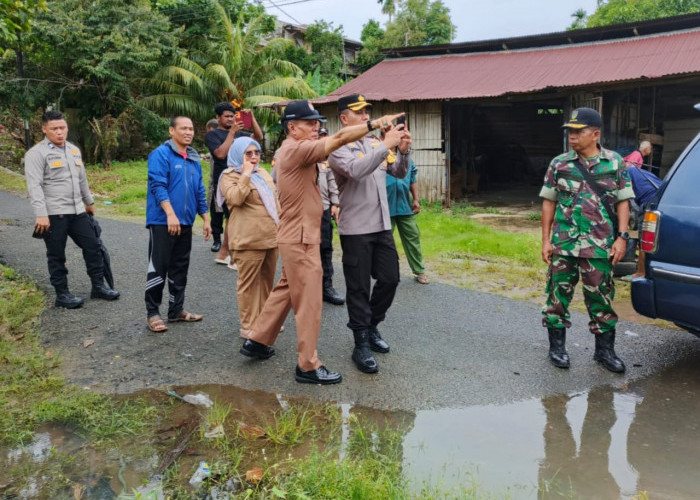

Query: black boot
[91,281,120,300]
[211,235,221,252]
[547,327,570,368]
[368,325,390,353]
[55,288,84,309]
[352,329,378,373]
[323,285,345,305]
[594,331,626,373]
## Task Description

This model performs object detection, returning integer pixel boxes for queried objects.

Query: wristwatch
[617,231,630,240]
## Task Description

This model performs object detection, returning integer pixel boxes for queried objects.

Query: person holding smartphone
[205,102,263,262]
[328,94,412,375]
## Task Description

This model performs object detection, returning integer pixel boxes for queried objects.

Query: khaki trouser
[249,243,323,371]
[233,248,278,331]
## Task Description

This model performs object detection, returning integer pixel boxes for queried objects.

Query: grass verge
[0,264,160,446]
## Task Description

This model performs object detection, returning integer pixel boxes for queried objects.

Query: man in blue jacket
[145,116,212,332]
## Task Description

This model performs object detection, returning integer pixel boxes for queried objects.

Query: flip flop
[169,311,203,322]
[146,315,168,332]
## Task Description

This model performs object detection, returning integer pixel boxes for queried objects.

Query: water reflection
[401,359,700,499]
[3,359,700,498]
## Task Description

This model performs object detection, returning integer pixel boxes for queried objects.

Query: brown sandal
[147,315,168,332]
[169,311,203,322]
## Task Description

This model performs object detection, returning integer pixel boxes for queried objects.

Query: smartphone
[32,228,49,239]
[235,109,253,130]
[396,115,407,127]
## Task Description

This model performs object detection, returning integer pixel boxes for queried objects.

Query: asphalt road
[2,188,699,412]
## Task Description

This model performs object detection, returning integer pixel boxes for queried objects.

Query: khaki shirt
[219,168,280,250]
[275,135,328,244]
[328,135,409,235]
[25,139,94,217]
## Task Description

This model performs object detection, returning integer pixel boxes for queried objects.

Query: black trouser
[209,185,230,238]
[320,208,334,287]
[44,213,104,293]
[145,225,192,319]
[340,230,400,332]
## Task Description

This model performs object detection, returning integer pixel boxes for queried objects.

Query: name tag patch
[50,161,65,168]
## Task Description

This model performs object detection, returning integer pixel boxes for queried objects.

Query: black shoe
[368,325,390,353]
[352,329,378,373]
[211,238,222,252]
[55,292,84,309]
[295,365,342,385]
[547,327,570,369]
[91,283,120,300]
[594,331,626,373]
[323,286,345,305]
[240,339,275,360]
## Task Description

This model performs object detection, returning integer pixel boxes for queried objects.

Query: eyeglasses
[244,150,261,158]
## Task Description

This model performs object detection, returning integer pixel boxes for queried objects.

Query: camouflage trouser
[542,255,617,335]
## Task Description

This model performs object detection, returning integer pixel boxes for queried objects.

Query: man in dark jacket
[145,116,212,332]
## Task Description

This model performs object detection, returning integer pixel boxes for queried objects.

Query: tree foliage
[377,0,396,21]
[154,0,272,48]
[357,0,455,71]
[383,0,455,47]
[570,0,700,29]
[31,0,178,117]
[356,19,386,70]
[0,0,46,50]
[305,21,346,77]
[139,0,315,125]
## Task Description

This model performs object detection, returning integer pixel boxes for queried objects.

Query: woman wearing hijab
[219,137,280,338]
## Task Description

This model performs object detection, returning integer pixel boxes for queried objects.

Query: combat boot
[352,329,378,373]
[594,330,626,373]
[547,327,570,368]
[368,325,390,353]
[91,279,120,300]
[55,287,84,309]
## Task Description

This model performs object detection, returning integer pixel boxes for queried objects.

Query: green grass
[416,205,540,266]
[0,265,160,446]
[0,168,27,193]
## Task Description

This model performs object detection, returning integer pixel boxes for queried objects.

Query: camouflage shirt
[539,147,634,259]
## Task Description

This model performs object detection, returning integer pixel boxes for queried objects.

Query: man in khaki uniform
[239,100,404,385]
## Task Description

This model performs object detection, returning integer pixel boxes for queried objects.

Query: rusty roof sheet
[313,29,700,104]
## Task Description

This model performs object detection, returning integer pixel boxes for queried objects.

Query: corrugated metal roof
[313,29,700,104]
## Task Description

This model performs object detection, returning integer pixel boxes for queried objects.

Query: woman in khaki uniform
[219,137,280,338]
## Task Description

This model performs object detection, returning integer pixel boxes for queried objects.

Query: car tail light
[640,211,661,253]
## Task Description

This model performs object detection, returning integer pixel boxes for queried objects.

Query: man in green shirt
[540,107,634,373]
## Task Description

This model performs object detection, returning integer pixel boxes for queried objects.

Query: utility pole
[15,30,32,150]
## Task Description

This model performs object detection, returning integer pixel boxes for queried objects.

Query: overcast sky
[264,0,601,43]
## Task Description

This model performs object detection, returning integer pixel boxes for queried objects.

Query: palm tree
[377,0,396,22]
[569,8,588,29]
[139,0,315,125]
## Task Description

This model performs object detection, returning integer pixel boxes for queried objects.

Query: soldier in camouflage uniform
[540,107,634,373]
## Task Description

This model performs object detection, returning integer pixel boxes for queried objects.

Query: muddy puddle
[3,357,700,499]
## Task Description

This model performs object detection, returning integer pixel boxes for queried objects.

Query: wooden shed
[311,13,700,204]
